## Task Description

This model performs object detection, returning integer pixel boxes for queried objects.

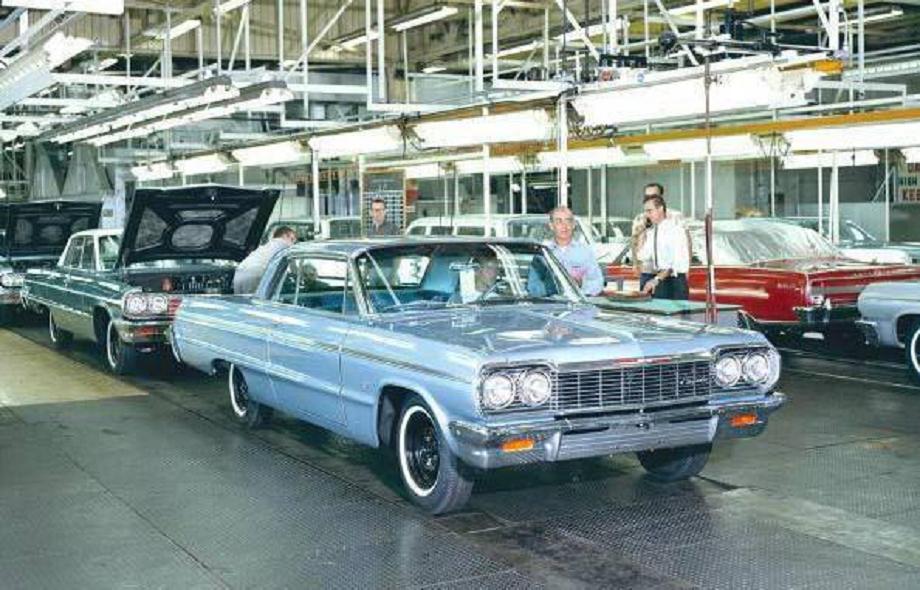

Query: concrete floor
[2,318,920,589]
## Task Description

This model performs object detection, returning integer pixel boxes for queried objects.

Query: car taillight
[167,296,182,316]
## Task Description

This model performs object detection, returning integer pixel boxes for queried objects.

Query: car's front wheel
[637,443,712,482]
[48,311,73,349]
[105,319,138,375]
[228,364,273,428]
[905,319,920,384]
[397,395,472,514]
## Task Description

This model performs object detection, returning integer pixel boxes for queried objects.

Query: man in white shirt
[545,206,604,296]
[233,226,297,294]
[634,188,690,299]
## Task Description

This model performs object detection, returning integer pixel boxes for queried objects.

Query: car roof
[69,229,122,239]
[287,236,543,257]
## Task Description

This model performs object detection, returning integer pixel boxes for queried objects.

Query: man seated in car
[451,255,504,303]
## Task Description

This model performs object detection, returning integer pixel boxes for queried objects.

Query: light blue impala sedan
[170,238,785,514]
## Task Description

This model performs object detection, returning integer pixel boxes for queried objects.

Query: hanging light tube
[145,19,201,41]
[413,109,554,149]
[131,161,175,181]
[390,5,458,32]
[175,153,231,176]
[308,126,403,158]
[232,140,307,167]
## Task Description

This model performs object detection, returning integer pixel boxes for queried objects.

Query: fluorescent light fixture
[87,82,292,147]
[538,147,626,169]
[413,109,554,149]
[903,148,920,163]
[216,0,250,15]
[145,19,201,41]
[391,5,458,32]
[669,0,733,16]
[861,7,903,24]
[403,163,444,179]
[643,135,762,161]
[175,153,231,176]
[783,150,878,169]
[333,29,379,51]
[573,59,820,127]
[491,41,541,59]
[787,122,920,152]
[2,0,124,15]
[131,161,174,181]
[14,122,40,137]
[51,76,239,144]
[0,33,92,112]
[422,65,447,74]
[232,140,306,167]
[308,126,403,158]
[456,156,521,175]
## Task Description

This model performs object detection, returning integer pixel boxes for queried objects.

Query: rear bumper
[448,393,786,470]
[792,304,859,326]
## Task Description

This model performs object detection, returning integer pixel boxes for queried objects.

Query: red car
[606,219,920,335]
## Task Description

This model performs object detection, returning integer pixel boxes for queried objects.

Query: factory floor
[2,319,920,589]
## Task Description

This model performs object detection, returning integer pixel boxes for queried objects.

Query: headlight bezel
[481,373,516,411]
[519,370,553,407]
[122,291,180,319]
[479,363,555,414]
[713,346,781,393]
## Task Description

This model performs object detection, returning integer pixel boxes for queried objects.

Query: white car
[405,214,625,265]
[857,281,920,383]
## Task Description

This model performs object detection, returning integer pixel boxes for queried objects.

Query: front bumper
[113,318,173,345]
[449,393,786,470]
[792,304,859,326]
[856,319,880,347]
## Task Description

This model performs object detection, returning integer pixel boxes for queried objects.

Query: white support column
[830,152,840,244]
[817,154,823,236]
[542,8,550,74]
[443,174,449,217]
[522,168,528,214]
[884,148,890,241]
[377,0,386,102]
[483,143,492,229]
[196,27,203,79]
[690,161,697,219]
[312,154,321,232]
[600,166,607,233]
[508,174,514,214]
[402,31,409,104]
[454,172,461,216]
[475,0,484,92]
[301,0,308,113]
[358,155,366,224]
[587,168,594,226]
[244,5,251,72]
[366,0,374,110]
[770,157,776,216]
[610,0,618,52]
[558,97,569,208]
[857,0,865,87]
[695,0,704,40]
[680,164,686,213]
[277,0,284,69]
[491,0,500,85]
[215,0,222,74]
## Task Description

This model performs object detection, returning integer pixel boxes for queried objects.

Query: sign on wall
[899,162,920,202]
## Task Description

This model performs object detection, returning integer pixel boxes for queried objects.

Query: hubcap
[107,323,120,368]
[229,366,249,418]
[403,409,440,493]
[911,330,920,376]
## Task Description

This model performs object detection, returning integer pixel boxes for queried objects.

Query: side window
[429,226,451,236]
[272,256,350,314]
[99,235,120,270]
[61,237,84,268]
[78,237,97,271]
[407,225,427,236]
[456,226,486,237]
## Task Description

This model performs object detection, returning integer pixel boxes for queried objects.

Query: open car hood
[118,185,279,268]
[1,200,101,260]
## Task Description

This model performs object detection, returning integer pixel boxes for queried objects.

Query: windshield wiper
[476,295,570,306]
[381,299,449,312]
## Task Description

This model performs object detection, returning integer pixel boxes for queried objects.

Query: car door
[264,254,353,428]
[49,236,85,333]
[65,235,101,339]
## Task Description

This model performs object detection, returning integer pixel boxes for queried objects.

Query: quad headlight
[714,348,781,391]
[519,370,552,407]
[481,374,515,410]
[0,272,24,288]
[480,366,554,412]
[122,292,178,319]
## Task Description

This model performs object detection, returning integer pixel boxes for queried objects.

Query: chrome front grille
[553,359,713,414]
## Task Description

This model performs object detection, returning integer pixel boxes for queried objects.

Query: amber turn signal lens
[730,413,759,428]
[501,438,535,453]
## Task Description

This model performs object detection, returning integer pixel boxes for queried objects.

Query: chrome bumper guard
[449,393,786,470]
[113,318,173,345]
[793,304,859,326]
[855,319,880,347]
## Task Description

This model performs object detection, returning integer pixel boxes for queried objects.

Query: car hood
[373,304,766,364]
[118,185,279,268]
[1,200,101,260]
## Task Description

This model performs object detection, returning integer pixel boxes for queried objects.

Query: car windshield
[690,220,840,265]
[355,242,580,313]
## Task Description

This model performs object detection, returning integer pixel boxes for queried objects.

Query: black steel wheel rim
[405,411,440,491]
